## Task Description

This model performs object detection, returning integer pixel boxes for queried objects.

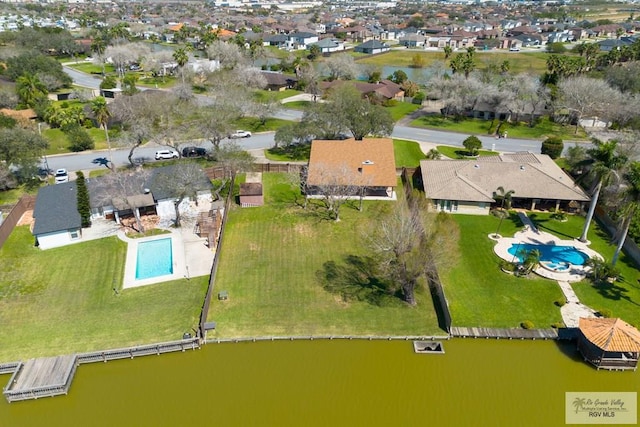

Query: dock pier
[450,327,558,340]
[3,355,77,402]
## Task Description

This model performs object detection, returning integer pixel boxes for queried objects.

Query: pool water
[135,238,173,280]
[507,243,589,265]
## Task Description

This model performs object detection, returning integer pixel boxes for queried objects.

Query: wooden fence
[0,195,36,249]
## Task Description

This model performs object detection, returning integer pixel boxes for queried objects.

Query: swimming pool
[135,238,173,280]
[507,243,589,265]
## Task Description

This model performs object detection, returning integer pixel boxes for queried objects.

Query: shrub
[586,258,620,283]
[551,322,565,329]
[521,320,535,329]
[554,298,567,307]
[541,136,564,159]
[462,135,482,156]
[100,75,117,90]
[550,211,567,221]
[499,259,516,272]
[412,92,425,105]
[66,125,94,152]
[597,308,612,318]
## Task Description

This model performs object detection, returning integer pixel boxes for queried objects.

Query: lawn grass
[43,128,109,155]
[234,117,292,133]
[138,76,177,89]
[265,143,310,161]
[436,145,499,159]
[386,101,420,121]
[441,213,564,328]
[280,100,311,110]
[394,139,426,167]
[207,173,442,338]
[528,212,640,327]
[66,62,114,75]
[411,115,588,141]
[355,50,550,75]
[0,227,208,362]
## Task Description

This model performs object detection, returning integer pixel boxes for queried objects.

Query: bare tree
[558,76,621,133]
[91,169,150,233]
[323,54,360,81]
[104,42,150,78]
[153,162,208,227]
[305,162,372,221]
[212,141,255,200]
[206,40,247,70]
[142,50,174,81]
[194,104,240,151]
[428,74,484,118]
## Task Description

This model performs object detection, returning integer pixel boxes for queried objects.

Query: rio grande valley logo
[566,392,637,424]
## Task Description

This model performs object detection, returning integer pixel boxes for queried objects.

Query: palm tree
[16,73,47,108]
[493,186,515,237]
[612,162,640,266]
[578,139,627,243]
[173,47,189,85]
[91,96,113,169]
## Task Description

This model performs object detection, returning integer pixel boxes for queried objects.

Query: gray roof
[312,38,340,48]
[355,40,389,50]
[420,152,589,203]
[32,182,81,235]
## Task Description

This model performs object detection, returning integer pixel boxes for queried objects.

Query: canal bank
[1,339,637,427]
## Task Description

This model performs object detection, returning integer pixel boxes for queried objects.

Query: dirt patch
[121,214,160,234]
[294,223,314,237]
[17,210,34,227]
[248,242,260,251]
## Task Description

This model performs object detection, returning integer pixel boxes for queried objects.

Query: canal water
[1,339,637,426]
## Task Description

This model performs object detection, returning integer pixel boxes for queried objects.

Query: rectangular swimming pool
[135,238,173,280]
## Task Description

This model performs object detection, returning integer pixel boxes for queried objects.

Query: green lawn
[411,116,588,141]
[265,143,310,161]
[394,139,426,167]
[234,117,292,133]
[255,89,302,102]
[280,100,311,110]
[386,101,420,121]
[528,212,640,327]
[355,50,550,74]
[436,145,499,159]
[441,213,564,328]
[65,62,114,75]
[207,173,442,338]
[43,127,109,155]
[0,227,208,362]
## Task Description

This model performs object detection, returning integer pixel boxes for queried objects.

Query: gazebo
[577,317,640,371]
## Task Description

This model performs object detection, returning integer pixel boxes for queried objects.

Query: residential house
[354,40,390,54]
[306,138,397,200]
[260,71,298,91]
[287,31,319,50]
[419,152,589,215]
[32,182,82,250]
[320,80,404,102]
[399,34,427,48]
[310,38,345,53]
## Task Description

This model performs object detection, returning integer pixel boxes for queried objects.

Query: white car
[54,168,69,184]
[230,130,252,138]
[509,47,520,52]
[154,149,179,160]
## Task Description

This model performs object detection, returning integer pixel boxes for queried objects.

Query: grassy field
[528,212,640,327]
[280,100,310,110]
[411,115,588,141]
[234,117,292,133]
[442,213,564,328]
[387,101,420,121]
[394,139,426,167]
[43,127,109,155]
[255,89,302,102]
[356,50,550,75]
[206,173,442,338]
[436,145,499,159]
[66,62,114,75]
[0,227,208,362]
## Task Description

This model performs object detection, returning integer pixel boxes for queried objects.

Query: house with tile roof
[419,152,589,215]
[577,317,640,370]
[306,138,397,200]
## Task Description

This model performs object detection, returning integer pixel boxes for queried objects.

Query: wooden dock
[450,327,558,340]
[3,355,77,402]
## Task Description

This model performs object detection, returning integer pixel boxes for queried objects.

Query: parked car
[509,47,520,52]
[155,149,179,160]
[54,168,68,184]
[229,130,252,138]
[182,146,207,158]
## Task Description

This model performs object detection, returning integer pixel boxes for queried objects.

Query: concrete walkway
[557,280,598,327]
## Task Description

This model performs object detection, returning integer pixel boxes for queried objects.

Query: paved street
[50,66,574,173]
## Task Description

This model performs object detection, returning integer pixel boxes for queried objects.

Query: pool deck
[492,223,602,283]
[120,226,214,289]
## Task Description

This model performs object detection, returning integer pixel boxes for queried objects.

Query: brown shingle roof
[579,318,640,352]
[240,183,262,196]
[420,152,589,202]
[308,138,396,187]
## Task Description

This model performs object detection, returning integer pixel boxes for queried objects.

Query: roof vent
[144,188,151,194]
[520,165,525,171]
[362,160,374,165]
[474,164,479,169]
